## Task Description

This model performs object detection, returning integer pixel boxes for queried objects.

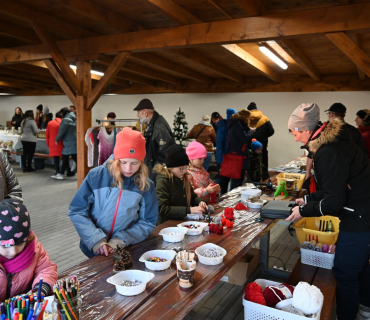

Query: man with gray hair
[286,103,370,320]
[134,98,174,181]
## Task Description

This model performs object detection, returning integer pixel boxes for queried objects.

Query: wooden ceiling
[1,0,370,96]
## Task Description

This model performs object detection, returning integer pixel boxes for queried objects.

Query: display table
[0,132,21,149]
[59,187,278,320]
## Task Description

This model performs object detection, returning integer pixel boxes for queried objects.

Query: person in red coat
[355,109,370,159]
[46,112,64,180]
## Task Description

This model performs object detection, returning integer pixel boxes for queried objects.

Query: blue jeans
[203,152,213,171]
[79,240,98,259]
[333,231,370,320]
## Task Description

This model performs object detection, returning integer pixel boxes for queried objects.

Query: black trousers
[333,230,370,320]
[60,154,77,175]
[21,141,36,169]
[53,156,61,174]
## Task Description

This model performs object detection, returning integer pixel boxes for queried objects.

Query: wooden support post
[75,61,92,187]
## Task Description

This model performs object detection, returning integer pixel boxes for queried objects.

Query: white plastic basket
[301,248,335,270]
[243,279,321,320]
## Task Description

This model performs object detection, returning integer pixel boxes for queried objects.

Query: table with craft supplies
[58,187,281,320]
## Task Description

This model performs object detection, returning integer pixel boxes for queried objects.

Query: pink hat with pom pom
[186,141,207,160]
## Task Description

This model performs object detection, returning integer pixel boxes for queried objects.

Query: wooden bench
[288,260,336,320]
[8,150,54,159]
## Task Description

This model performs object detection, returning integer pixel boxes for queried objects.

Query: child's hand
[199,202,208,211]
[190,206,205,214]
[206,184,218,194]
[96,244,113,256]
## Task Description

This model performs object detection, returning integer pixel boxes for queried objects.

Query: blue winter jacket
[216,120,228,164]
[55,112,77,155]
[68,157,158,252]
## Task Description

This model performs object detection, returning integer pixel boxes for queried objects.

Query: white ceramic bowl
[158,227,188,242]
[177,221,209,235]
[195,243,227,265]
[106,270,155,296]
[139,250,177,271]
[241,188,262,201]
[246,200,264,212]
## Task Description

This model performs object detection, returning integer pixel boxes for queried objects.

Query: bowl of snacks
[158,227,188,243]
[106,270,155,296]
[139,249,177,271]
[177,221,209,236]
[195,243,227,265]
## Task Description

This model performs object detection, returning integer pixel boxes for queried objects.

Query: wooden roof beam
[51,0,143,32]
[221,44,280,82]
[32,23,81,94]
[2,2,370,64]
[0,1,94,38]
[0,23,39,44]
[346,34,366,80]
[0,66,56,83]
[44,59,77,105]
[88,52,130,109]
[206,0,233,19]
[99,55,180,84]
[233,0,267,16]
[131,53,212,84]
[147,0,202,24]
[278,40,321,81]
[173,49,245,83]
[326,32,370,78]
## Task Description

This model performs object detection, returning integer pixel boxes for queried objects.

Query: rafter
[44,59,77,105]
[233,0,267,16]
[278,40,321,81]
[173,49,245,83]
[88,52,130,109]
[206,0,233,19]
[0,1,94,38]
[326,32,370,78]
[0,23,39,44]
[147,0,202,24]
[51,0,143,32]
[346,34,366,80]
[221,44,280,82]
[32,23,81,94]
[132,53,212,84]
[1,3,370,64]
[0,66,56,83]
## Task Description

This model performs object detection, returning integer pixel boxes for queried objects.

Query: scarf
[0,240,36,274]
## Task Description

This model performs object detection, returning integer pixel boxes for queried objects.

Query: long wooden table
[59,189,277,320]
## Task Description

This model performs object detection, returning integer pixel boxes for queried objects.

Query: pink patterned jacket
[187,166,214,202]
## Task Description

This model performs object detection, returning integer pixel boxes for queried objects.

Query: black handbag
[260,201,296,219]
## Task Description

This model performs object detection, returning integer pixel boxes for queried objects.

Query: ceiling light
[0,93,16,95]
[259,46,288,69]
[70,65,104,76]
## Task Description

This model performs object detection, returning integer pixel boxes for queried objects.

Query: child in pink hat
[186,141,220,202]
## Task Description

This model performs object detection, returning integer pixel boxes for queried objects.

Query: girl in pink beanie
[186,141,220,202]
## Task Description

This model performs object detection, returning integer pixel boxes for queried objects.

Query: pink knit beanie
[186,141,207,160]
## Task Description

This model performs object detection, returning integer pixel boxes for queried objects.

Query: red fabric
[221,218,233,228]
[220,153,244,179]
[89,132,94,145]
[209,224,223,234]
[46,118,63,156]
[263,283,294,307]
[224,208,234,220]
[244,282,266,305]
[114,127,146,161]
[234,203,249,211]
[309,176,317,194]
[0,234,58,302]
[358,126,370,159]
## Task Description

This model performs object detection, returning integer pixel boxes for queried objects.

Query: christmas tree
[172,108,188,145]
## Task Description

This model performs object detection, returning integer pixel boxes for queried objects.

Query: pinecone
[113,245,133,270]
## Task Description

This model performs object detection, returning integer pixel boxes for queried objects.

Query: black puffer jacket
[144,111,175,180]
[300,119,370,232]
[344,122,367,154]
[227,118,254,170]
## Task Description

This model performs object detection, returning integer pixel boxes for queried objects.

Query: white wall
[1,91,369,168]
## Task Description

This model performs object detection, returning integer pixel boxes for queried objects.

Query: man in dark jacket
[247,102,274,180]
[326,102,367,154]
[286,103,370,320]
[134,99,175,181]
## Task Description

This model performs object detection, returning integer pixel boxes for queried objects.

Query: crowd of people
[1,98,370,320]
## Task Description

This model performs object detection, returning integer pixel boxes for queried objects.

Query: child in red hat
[69,127,159,258]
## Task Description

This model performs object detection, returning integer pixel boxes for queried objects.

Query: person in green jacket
[154,144,208,225]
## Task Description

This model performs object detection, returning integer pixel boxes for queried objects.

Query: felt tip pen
[37,279,43,302]
[1,314,6,320]
[12,308,19,320]
[25,310,34,320]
